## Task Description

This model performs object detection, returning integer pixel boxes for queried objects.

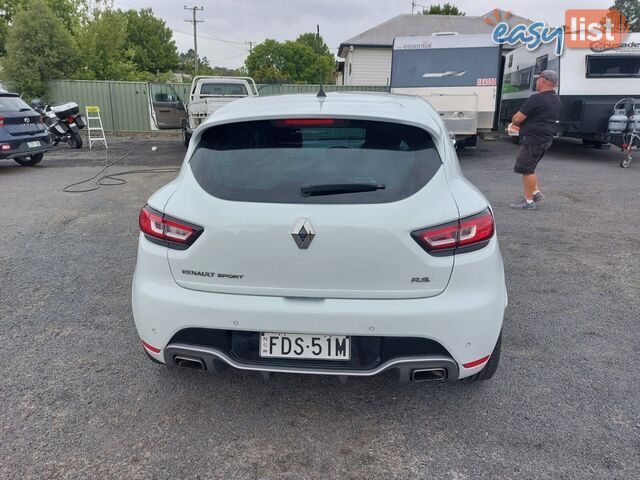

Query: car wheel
[14,153,44,166]
[67,132,83,149]
[182,127,192,147]
[464,332,502,382]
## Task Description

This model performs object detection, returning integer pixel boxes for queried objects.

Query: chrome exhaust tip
[411,368,447,382]
[174,356,206,370]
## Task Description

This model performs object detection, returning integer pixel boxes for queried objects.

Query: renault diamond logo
[292,218,316,249]
[24,117,31,123]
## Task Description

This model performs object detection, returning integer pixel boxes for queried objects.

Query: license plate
[260,332,350,361]
[27,141,40,148]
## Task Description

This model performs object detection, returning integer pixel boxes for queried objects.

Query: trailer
[390,34,503,147]
[500,33,640,148]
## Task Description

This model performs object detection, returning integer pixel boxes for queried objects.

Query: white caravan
[500,33,640,146]
[390,34,503,147]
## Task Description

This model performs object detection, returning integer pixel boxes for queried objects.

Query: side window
[508,55,513,68]
[150,83,180,103]
[533,55,549,90]
[199,83,248,96]
[535,55,549,74]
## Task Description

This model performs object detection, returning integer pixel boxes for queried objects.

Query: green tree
[178,49,216,75]
[611,0,640,31]
[3,0,80,98]
[125,8,179,73]
[245,35,334,84]
[76,9,137,80]
[423,3,465,15]
[0,17,8,56]
[0,0,92,32]
[296,32,331,56]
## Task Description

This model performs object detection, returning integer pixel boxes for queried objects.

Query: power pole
[184,6,204,76]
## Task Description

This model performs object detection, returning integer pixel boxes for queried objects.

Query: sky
[111,0,615,68]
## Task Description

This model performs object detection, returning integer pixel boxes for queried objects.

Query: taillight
[1,144,11,151]
[66,115,75,124]
[139,205,203,250]
[412,209,495,256]
[0,117,4,127]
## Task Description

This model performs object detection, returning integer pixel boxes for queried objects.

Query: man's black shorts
[514,142,552,174]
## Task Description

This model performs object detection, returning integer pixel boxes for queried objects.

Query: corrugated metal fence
[47,80,389,133]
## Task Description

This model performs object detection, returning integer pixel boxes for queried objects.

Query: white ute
[132,92,507,383]
[182,76,258,146]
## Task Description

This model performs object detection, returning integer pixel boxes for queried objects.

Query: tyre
[14,153,44,166]
[620,156,632,168]
[592,141,604,149]
[582,139,594,146]
[464,332,502,382]
[182,127,192,147]
[67,131,83,149]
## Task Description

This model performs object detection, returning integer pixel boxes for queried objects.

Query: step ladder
[85,105,107,149]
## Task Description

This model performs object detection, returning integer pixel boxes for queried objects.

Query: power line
[184,5,204,75]
[172,28,247,47]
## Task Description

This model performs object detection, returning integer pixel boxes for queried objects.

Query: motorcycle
[30,100,85,149]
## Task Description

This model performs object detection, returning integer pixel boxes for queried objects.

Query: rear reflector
[411,208,495,256]
[139,205,203,249]
[274,118,344,127]
[142,340,161,354]
[463,355,490,369]
[0,117,4,127]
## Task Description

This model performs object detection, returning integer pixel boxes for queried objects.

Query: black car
[0,92,52,166]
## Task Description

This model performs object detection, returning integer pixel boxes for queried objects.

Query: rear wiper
[300,183,385,197]
[19,108,31,112]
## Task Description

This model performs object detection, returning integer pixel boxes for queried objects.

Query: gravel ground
[0,137,639,479]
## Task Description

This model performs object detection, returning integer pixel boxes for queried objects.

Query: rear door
[149,83,187,129]
[165,118,458,300]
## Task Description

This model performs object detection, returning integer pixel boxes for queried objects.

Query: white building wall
[345,48,392,86]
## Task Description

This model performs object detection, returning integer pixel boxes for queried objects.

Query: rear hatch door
[165,118,458,299]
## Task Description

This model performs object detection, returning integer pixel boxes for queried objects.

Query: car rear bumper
[132,235,507,379]
[0,134,52,159]
[165,342,459,381]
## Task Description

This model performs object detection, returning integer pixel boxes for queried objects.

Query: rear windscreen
[199,83,248,96]
[0,96,31,111]
[586,56,640,77]
[189,119,442,204]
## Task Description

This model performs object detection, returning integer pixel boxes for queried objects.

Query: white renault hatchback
[132,92,507,382]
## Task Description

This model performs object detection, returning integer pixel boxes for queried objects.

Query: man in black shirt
[510,70,561,210]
